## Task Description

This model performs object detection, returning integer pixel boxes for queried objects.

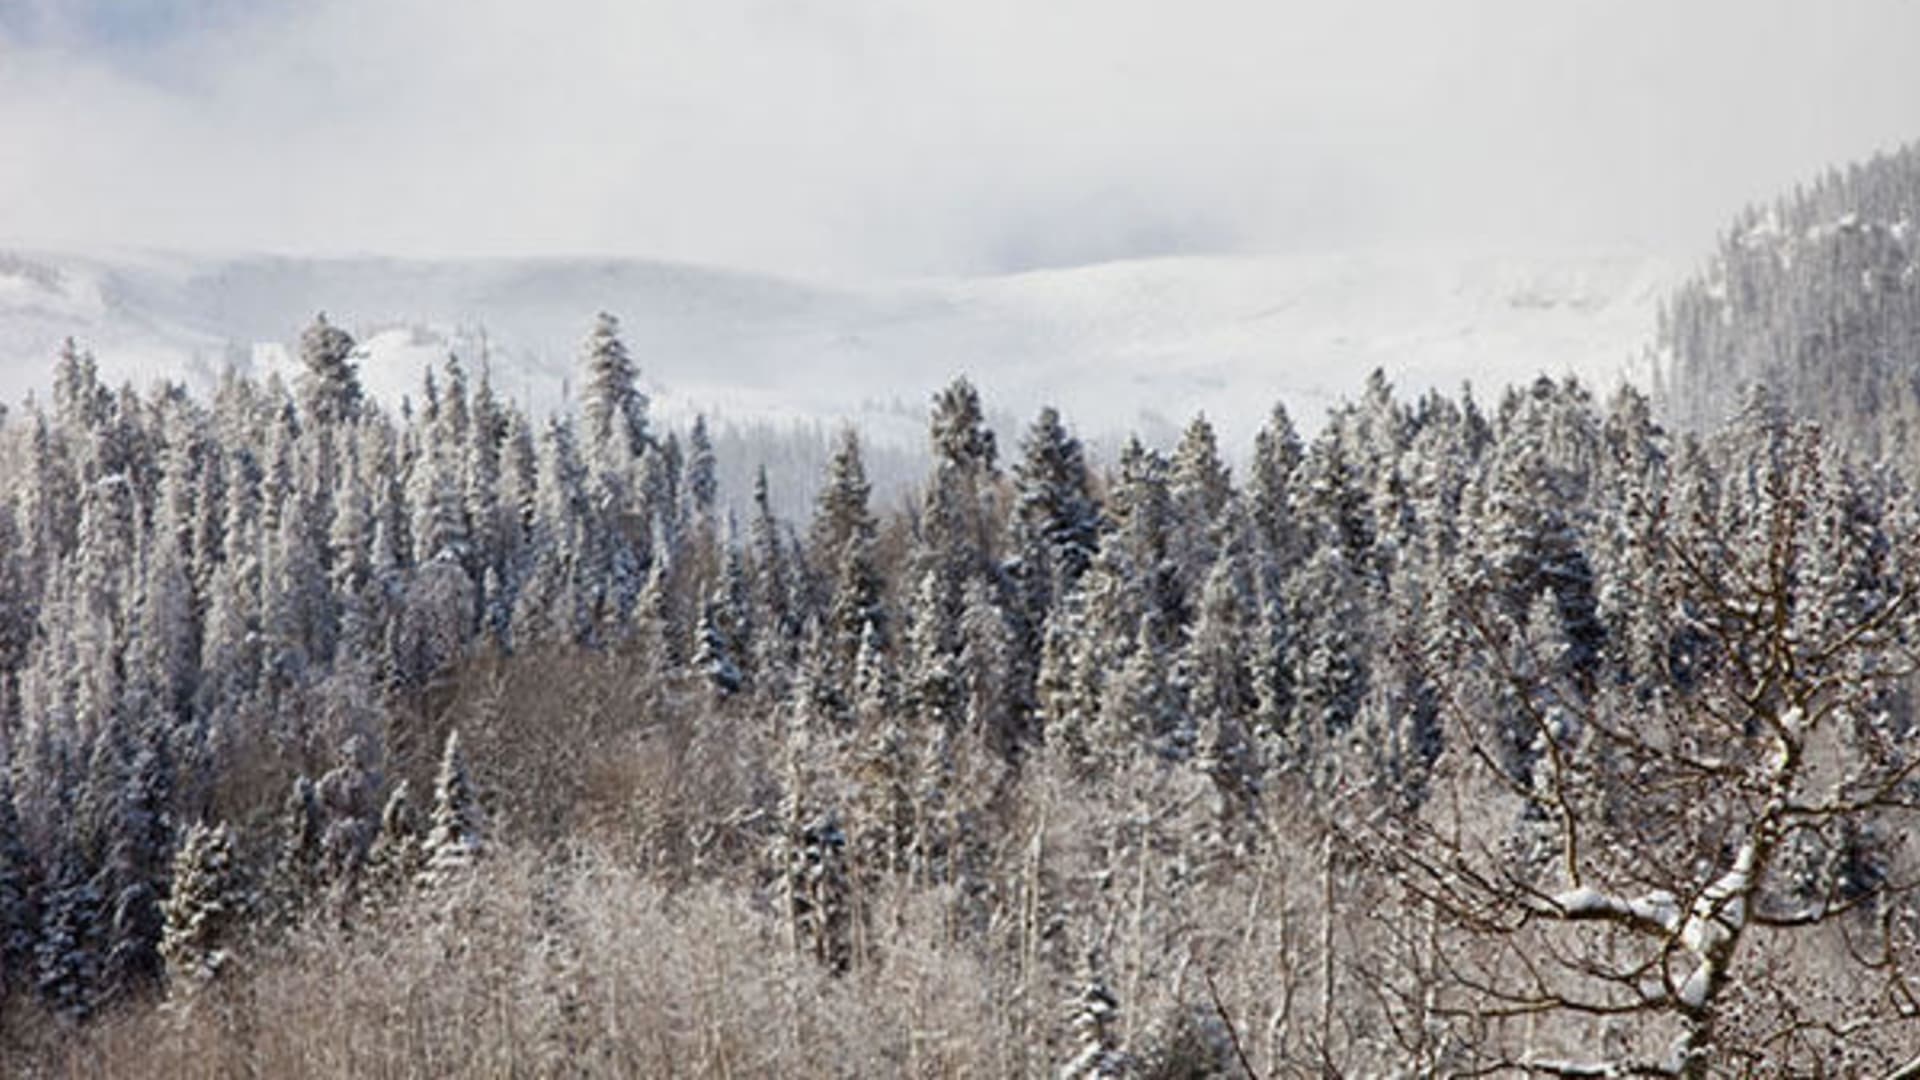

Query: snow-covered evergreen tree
[693,588,743,697]
[1103,438,1181,639]
[809,428,877,579]
[1036,593,1101,770]
[94,732,173,1003]
[391,556,477,689]
[685,413,718,525]
[1471,375,1606,686]
[263,481,334,691]
[930,376,997,478]
[580,312,649,462]
[465,372,509,588]
[51,337,109,440]
[422,729,485,888]
[1248,401,1305,570]
[848,616,915,879]
[198,449,266,713]
[1282,544,1367,779]
[1102,616,1185,763]
[408,423,471,569]
[921,377,1001,585]
[69,472,138,744]
[1011,406,1101,601]
[297,313,363,426]
[138,405,204,722]
[957,577,1019,757]
[513,415,592,647]
[1007,406,1101,731]
[746,466,796,692]
[1182,502,1263,848]
[1168,413,1233,609]
[904,567,963,737]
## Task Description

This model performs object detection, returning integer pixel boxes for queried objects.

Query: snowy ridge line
[0,247,1678,451]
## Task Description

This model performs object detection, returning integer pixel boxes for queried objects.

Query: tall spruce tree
[1168,413,1233,612]
[297,313,362,426]
[580,312,649,462]
[422,729,485,888]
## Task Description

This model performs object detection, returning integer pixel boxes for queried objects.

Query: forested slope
[0,299,1915,1075]
[1658,142,1920,465]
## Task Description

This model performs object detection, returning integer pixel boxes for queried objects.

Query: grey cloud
[1,0,1917,277]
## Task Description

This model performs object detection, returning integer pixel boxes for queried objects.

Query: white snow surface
[1551,885,1613,915]
[1680,842,1753,956]
[0,248,1677,451]
[1678,957,1717,1009]
[1549,885,1682,933]
[1628,891,1683,932]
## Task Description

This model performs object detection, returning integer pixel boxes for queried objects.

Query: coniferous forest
[5,159,1920,1077]
[1660,143,1920,463]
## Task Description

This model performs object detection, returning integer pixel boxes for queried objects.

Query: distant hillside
[1656,142,1920,455]
[0,248,1673,441]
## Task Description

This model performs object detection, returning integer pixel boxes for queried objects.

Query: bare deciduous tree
[1366,414,1920,1075]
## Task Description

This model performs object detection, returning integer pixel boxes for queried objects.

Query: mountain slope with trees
[1657,141,1920,463]
[0,296,1913,1074]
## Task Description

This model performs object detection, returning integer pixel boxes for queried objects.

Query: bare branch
[1202,966,1262,1080]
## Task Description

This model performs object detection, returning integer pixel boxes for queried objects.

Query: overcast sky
[2,0,1918,278]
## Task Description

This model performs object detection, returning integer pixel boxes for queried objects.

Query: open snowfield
[0,248,1679,454]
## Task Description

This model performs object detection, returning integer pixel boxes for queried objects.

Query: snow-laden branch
[1547,885,1682,937]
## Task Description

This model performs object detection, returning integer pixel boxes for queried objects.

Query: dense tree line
[0,301,1916,1074]
[1659,140,1920,463]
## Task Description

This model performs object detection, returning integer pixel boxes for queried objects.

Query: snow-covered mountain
[0,247,1678,454]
